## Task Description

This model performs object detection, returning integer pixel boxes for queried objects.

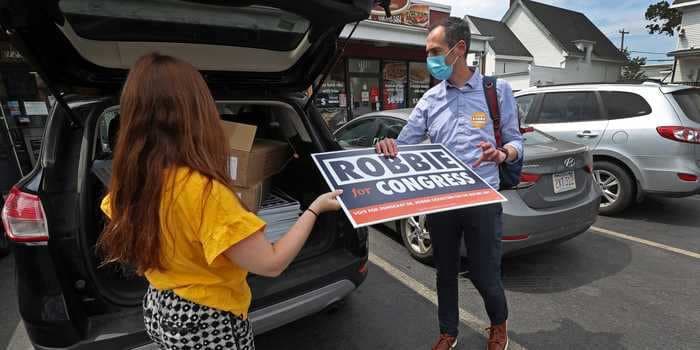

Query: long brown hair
[98,53,231,274]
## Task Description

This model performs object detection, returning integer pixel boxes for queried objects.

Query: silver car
[334,109,601,262]
[515,82,700,214]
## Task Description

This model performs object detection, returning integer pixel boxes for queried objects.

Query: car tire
[594,161,634,215]
[400,216,433,264]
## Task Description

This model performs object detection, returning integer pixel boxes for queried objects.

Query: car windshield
[59,0,310,51]
[671,89,700,123]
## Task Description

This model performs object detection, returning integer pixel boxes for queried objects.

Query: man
[375,17,523,350]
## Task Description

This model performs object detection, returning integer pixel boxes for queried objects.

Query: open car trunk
[83,98,340,308]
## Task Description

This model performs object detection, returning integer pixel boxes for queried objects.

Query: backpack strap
[482,76,502,147]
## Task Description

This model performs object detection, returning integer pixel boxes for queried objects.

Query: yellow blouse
[101,167,265,318]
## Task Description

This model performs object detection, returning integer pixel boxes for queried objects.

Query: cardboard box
[221,121,290,188]
[234,181,270,213]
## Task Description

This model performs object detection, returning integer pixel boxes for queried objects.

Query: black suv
[0,1,372,348]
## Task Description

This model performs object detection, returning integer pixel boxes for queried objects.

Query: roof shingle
[521,0,626,61]
[468,16,532,58]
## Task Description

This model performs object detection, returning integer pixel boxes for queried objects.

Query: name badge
[471,111,488,129]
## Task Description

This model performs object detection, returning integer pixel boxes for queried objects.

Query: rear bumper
[637,156,700,195]
[249,279,357,334]
[499,183,601,255]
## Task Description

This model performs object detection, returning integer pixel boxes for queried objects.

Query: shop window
[408,62,430,107]
[315,62,349,131]
[383,61,407,110]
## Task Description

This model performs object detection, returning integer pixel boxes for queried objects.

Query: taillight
[657,126,700,144]
[678,173,698,182]
[517,172,541,188]
[1,186,49,243]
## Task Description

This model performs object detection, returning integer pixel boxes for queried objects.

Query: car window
[671,89,700,123]
[516,94,536,123]
[375,117,406,143]
[536,92,601,123]
[336,119,377,148]
[600,92,652,119]
[59,0,310,51]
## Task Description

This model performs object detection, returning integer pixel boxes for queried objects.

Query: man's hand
[375,138,399,158]
[474,141,507,167]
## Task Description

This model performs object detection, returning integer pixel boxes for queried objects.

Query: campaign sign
[312,144,507,228]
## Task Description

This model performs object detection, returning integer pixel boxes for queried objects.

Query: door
[349,59,381,118]
[0,0,374,93]
[528,91,608,149]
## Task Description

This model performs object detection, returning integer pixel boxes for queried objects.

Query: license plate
[553,171,576,194]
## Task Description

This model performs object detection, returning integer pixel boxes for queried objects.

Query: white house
[466,16,533,90]
[500,0,626,86]
[640,63,673,82]
[669,0,700,83]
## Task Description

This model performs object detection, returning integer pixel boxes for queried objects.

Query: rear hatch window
[61,0,310,51]
[671,89,700,123]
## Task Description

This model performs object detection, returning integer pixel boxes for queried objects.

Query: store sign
[369,1,430,28]
[312,144,506,228]
[371,0,411,16]
[383,62,407,110]
[317,80,344,108]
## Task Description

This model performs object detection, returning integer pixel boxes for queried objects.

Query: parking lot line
[590,226,700,259]
[368,252,526,350]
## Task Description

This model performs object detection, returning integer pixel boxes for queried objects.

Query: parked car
[0,1,373,348]
[334,109,601,263]
[515,82,700,215]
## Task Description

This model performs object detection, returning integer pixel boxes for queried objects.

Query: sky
[428,0,676,65]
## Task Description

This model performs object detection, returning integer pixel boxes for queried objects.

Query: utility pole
[619,29,630,51]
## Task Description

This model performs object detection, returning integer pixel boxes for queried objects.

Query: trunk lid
[518,130,593,209]
[0,0,372,94]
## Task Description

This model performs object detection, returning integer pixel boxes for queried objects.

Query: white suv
[515,82,700,214]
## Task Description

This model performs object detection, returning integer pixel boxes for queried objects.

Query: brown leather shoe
[432,333,458,350]
[486,322,509,350]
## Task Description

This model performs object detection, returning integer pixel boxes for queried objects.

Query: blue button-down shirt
[397,69,523,189]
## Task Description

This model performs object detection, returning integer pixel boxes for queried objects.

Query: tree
[645,1,681,36]
[621,49,648,81]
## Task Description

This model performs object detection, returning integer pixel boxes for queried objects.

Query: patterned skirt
[143,286,255,350]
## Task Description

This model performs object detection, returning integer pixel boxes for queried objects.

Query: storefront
[314,0,491,131]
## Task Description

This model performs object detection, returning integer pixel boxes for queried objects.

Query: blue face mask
[426,45,458,81]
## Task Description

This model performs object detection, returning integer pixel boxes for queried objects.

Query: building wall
[530,59,622,85]
[499,73,531,91]
[505,6,564,68]
[678,6,700,50]
[676,57,700,82]
[484,44,497,75]
[495,59,530,75]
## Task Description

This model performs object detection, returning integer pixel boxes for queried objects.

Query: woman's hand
[310,190,344,214]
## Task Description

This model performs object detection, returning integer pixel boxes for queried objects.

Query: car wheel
[594,161,634,215]
[400,216,433,264]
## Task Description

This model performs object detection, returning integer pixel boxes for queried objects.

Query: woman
[98,53,342,350]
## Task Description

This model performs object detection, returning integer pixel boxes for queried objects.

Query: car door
[528,91,608,149]
[335,118,379,149]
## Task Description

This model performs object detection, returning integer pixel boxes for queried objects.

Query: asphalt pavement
[2,196,699,349]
